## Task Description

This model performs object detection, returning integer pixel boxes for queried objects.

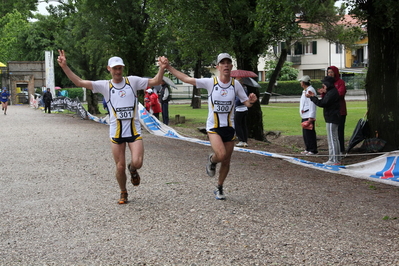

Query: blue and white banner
[90,102,399,187]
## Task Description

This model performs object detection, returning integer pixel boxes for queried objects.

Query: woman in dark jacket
[327,66,347,152]
[306,76,341,165]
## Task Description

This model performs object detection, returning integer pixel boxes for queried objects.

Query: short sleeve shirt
[92,76,148,138]
[196,77,248,131]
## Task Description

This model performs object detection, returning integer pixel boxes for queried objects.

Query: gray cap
[216,53,232,64]
[299,75,311,82]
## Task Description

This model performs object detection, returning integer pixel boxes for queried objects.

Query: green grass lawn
[168,101,367,139]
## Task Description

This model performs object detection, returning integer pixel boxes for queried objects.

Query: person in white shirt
[165,53,257,200]
[299,75,318,155]
[57,50,168,204]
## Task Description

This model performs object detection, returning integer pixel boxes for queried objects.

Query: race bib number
[214,100,232,113]
[116,107,134,119]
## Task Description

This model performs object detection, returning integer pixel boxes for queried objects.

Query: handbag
[301,120,313,130]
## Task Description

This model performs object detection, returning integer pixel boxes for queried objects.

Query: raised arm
[147,56,167,88]
[165,61,197,86]
[57,50,94,90]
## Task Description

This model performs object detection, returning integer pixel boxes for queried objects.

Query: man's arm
[57,50,94,90]
[165,64,196,86]
[243,93,258,108]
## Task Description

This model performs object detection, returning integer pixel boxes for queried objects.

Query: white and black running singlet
[92,76,148,139]
[196,77,249,131]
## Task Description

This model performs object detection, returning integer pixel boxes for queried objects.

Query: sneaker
[118,191,128,204]
[206,154,217,177]
[214,188,226,200]
[243,142,248,147]
[128,163,140,186]
[236,141,245,147]
[300,150,309,155]
[306,151,316,155]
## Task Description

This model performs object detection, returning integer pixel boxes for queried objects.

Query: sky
[35,0,61,16]
[35,0,346,16]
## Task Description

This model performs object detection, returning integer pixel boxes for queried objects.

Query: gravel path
[1,105,398,265]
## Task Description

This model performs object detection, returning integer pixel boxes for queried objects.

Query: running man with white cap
[165,53,257,200]
[57,50,168,204]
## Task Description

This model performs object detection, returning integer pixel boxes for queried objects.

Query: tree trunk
[191,86,201,109]
[86,90,100,115]
[365,12,399,151]
[261,45,289,105]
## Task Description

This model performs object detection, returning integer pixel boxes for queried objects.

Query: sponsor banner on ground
[48,97,87,119]
[89,102,399,187]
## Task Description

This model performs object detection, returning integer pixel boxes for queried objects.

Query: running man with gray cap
[165,53,257,200]
[57,50,168,204]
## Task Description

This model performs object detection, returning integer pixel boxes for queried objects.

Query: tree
[159,0,266,140]
[0,0,37,19]
[43,0,162,114]
[265,61,299,81]
[0,10,30,62]
[347,0,399,150]
[256,0,362,105]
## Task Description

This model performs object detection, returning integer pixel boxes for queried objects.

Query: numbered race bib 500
[214,100,232,113]
[116,107,134,119]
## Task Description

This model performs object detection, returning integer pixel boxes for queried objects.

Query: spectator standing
[327,66,347,152]
[144,88,151,112]
[298,75,318,155]
[307,76,341,165]
[159,81,171,125]
[234,81,249,147]
[147,88,162,119]
[43,88,53,114]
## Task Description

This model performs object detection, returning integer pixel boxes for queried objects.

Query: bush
[64,88,85,101]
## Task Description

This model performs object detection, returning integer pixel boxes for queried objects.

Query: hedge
[258,80,323,96]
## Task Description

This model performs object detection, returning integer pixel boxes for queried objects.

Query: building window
[294,42,303,55]
[304,41,317,55]
[336,42,343,54]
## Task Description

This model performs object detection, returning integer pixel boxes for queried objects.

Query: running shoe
[214,188,226,200]
[300,150,309,155]
[128,163,140,186]
[118,191,128,204]
[236,141,245,147]
[206,154,217,177]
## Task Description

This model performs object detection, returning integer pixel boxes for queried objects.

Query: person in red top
[147,88,162,119]
[327,66,347,153]
[144,88,151,112]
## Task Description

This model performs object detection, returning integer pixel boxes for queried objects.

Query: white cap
[299,75,311,83]
[108,56,125,68]
[146,88,153,94]
[216,53,232,64]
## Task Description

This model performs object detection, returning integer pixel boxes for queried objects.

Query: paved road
[0,105,398,265]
